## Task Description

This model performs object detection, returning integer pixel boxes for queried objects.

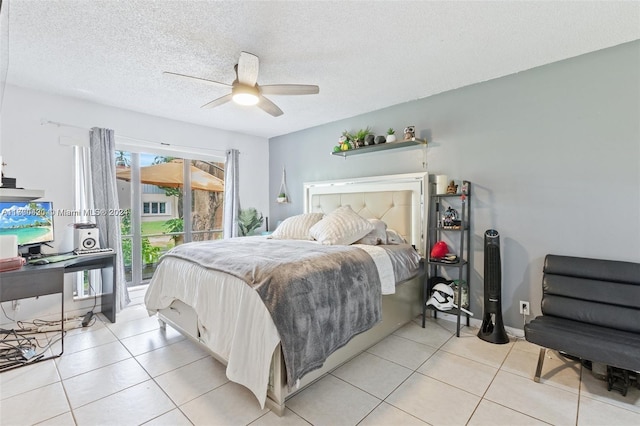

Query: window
[142,202,167,215]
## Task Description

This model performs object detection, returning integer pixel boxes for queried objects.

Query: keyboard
[45,254,78,263]
[73,248,115,256]
[28,254,76,265]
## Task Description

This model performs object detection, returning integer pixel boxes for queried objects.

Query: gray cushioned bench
[524,254,640,384]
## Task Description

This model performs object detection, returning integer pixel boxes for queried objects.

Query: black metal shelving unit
[422,181,471,336]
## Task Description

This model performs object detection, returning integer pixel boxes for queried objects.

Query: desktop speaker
[477,229,509,344]
[75,228,100,250]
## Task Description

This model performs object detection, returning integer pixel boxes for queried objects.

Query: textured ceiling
[3,1,639,138]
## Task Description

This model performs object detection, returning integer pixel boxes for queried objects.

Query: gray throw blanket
[162,237,382,388]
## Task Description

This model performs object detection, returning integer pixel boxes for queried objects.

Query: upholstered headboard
[304,173,428,257]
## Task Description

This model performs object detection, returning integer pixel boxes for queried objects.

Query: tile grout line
[465,335,517,425]
[337,327,454,425]
[119,323,178,423]
[282,320,452,426]
[55,314,178,424]
[56,316,130,423]
[329,364,428,426]
[9,305,639,425]
[576,365,584,426]
[59,315,120,424]
[466,337,554,425]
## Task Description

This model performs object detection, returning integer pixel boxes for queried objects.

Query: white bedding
[144,241,400,408]
[354,244,396,295]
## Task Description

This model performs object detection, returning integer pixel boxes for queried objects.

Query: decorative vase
[374,135,386,144]
[386,134,397,143]
[364,134,375,146]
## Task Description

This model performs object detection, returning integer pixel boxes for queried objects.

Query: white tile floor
[2,294,639,426]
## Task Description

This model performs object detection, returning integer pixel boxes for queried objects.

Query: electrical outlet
[519,300,530,315]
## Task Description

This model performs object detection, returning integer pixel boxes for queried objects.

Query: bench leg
[534,348,546,383]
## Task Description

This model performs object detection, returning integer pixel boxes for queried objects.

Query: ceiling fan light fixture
[232,85,260,106]
[166,51,319,117]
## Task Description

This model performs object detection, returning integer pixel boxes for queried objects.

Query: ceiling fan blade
[163,71,231,88]
[237,51,259,86]
[260,84,320,95]
[201,93,233,109]
[257,96,284,117]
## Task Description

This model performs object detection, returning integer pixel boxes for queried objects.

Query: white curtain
[74,147,95,224]
[89,127,130,311]
[74,146,102,296]
[223,149,240,238]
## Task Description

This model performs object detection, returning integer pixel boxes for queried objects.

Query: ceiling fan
[164,51,319,117]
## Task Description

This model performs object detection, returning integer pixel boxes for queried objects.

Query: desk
[0,253,116,369]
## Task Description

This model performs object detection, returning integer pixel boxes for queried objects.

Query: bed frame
[156,172,428,415]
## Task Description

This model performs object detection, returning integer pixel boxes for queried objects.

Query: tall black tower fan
[477,229,509,344]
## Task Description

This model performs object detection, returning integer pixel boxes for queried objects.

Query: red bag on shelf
[430,241,449,258]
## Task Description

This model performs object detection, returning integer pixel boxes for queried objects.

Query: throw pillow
[355,218,388,245]
[386,229,408,245]
[269,213,325,240]
[309,205,374,245]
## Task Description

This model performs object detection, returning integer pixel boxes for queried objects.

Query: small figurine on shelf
[461,180,470,195]
[446,180,458,194]
[337,133,352,151]
[442,206,460,229]
[403,126,415,140]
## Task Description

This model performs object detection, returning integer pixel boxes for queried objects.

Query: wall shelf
[331,138,427,157]
[0,188,45,201]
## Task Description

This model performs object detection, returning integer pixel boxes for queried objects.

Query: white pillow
[309,205,374,245]
[386,229,407,245]
[355,218,388,245]
[269,213,324,240]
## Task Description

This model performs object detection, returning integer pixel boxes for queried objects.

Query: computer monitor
[0,201,54,256]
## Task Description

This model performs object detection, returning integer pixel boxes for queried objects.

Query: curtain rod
[40,119,233,155]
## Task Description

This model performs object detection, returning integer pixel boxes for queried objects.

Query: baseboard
[430,311,525,338]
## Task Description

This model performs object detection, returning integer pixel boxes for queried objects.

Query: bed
[144,172,428,415]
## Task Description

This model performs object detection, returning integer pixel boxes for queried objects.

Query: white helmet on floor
[426,283,455,311]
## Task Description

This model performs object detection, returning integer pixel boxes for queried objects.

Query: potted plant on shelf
[354,127,371,147]
[277,192,288,203]
[386,128,397,143]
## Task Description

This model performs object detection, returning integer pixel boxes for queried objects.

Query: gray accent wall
[269,40,640,329]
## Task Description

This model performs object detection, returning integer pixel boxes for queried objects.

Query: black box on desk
[1,177,16,188]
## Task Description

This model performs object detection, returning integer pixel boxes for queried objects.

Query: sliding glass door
[115,151,225,287]
[190,159,225,242]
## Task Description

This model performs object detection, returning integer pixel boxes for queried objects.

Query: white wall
[269,41,640,329]
[0,84,269,321]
